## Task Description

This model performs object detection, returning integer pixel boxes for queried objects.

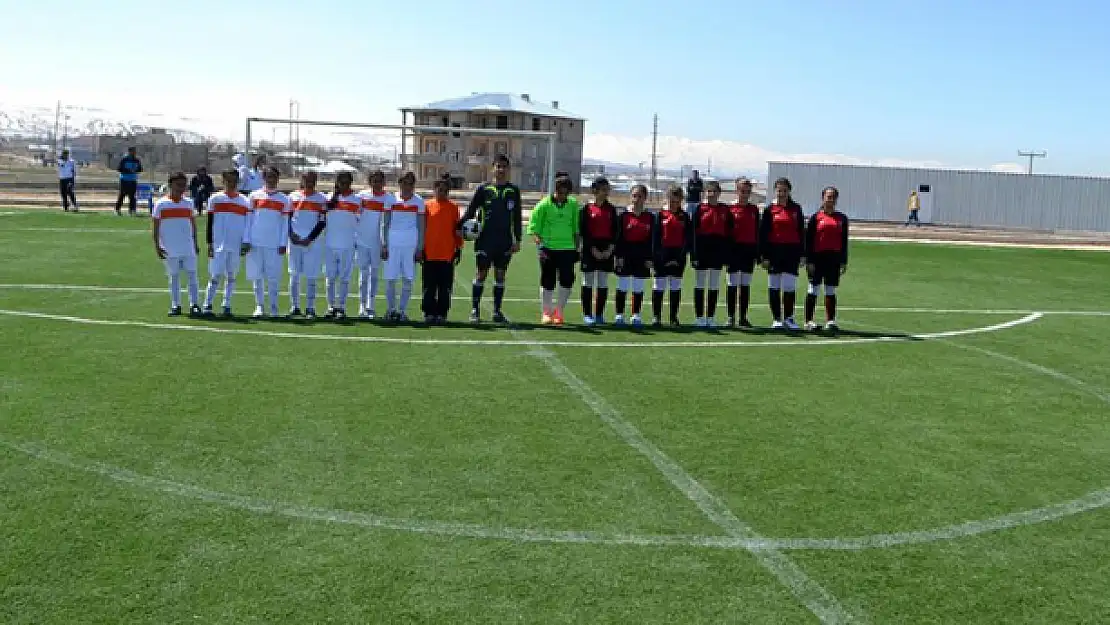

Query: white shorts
[356,242,382,271]
[384,244,416,281]
[288,240,324,277]
[164,255,197,276]
[325,247,356,280]
[246,246,282,281]
[208,249,241,278]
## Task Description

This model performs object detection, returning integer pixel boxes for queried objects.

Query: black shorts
[764,243,803,276]
[692,236,729,271]
[540,248,578,290]
[581,244,616,273]
[654,248,687,278]
[727,242,759,274]
[615,252,651,279]
[476,248,513,271]
[807,252,844,287]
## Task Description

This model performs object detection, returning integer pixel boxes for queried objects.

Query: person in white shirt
[287,171,327,318]
[356,170,395,319]
[382,171,425,322]
[57,150,78,212]
[202,169,251,316]
[324,171,360,320]
[234,153,266,195]
[151,172,200,316]
[245,167,291,318]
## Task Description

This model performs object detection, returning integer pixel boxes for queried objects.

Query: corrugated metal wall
[767,162,1110,232]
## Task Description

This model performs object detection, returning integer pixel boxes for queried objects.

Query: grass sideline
[3,207,1110,623]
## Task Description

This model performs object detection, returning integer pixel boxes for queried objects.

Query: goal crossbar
[245,116,559,191]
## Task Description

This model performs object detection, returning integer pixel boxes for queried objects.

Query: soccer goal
[244,116,558,192]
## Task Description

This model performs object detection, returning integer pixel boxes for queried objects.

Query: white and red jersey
[246,188,291,249]
[207,191,250,254]
[152,196,197,257]
[387,193,425,248]
[357,189,395,248]
[288,189,327,242]
[326,192,360,250]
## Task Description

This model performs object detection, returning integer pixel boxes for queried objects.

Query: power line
[1017,150,1046,174]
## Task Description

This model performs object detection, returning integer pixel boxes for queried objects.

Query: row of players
[150,155,850,330]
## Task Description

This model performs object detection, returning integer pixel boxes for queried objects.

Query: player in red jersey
[579,176,620,326]
[651,185,694,327]
[690,180,732,328]
[804,186,849,331]
[613,184,655,327]
[726,177,760,328]
[758,178,806,330]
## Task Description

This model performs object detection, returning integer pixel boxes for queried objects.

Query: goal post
[244,116,558,193]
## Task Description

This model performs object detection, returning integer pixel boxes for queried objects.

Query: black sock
[740,285,751,321]
[581,286,593,318]
[784,290,796,320]
[805,293,817,322]
[615,290,627,315]
[726,285,738,319]
[694,288,705,318]
[596,287,608,318]
[471,281,484,311]
[632,292,644,315]
[493,283,505,312]
[769,288,782,321]
[669,289,682,321]
[825,294,837,321]
[707,289,719,318]
[652,290,664,319]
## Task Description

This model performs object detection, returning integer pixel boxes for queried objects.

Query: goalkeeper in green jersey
[527,173,580,325]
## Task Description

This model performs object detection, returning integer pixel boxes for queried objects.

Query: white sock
[224,278,235,308]
[400,278,413,314]
[339,280,350,310]
[326,278,336,308]
[370,273,380,304]
[359,268,370,309]
[267,279,279,313]
[169,273,181,308]
[186,272,199,307]
[253,280,264,307]
[204,277,219,308]
[289,275,300,309]
[542,288,554,314]
[556,286,572,313]
[305,279,317,310]
[386,280,397,312]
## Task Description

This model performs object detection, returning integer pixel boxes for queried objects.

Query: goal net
[244,117,558,193]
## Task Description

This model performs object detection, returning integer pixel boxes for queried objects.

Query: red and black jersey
[619,209,655,246]
[806,210,850,264]
[579,200,619,247]
[729,202,759,245]
[694,202,732,238]
[759,201,805,247]
[654,208,692,250]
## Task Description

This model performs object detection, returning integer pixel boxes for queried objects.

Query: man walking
[905,190,921,227]
[686,169,704,214]
[115,147,143,216]
[57,149,78,212]
[189,167,216,214]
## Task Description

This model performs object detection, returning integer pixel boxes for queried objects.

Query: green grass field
[3,207,1110,624]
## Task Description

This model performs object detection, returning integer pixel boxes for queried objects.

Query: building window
[451,122,461,138]
[424,139,435,153]
[528,172,538,187]
[452,151,461,163]
[441,116,449,127]
[479,117,488,129]
[496,115,508,130]
[529,144,538,159]
[494,141,508,156]
[532,118,541,131]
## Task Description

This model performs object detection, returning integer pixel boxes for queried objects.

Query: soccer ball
[460,219,482,241]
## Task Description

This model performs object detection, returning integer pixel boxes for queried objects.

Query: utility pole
[650,113,658,191]
[707,157,712,176]
[53,101,61,157]
[1017,150,1046,174]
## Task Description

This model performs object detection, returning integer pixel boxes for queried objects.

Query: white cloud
[989,162,1027,173]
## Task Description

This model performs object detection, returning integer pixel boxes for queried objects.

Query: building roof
[403,93,585,121]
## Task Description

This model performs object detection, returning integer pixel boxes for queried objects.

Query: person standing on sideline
[202,169,251,316]
[726,177,760,328]
[685,169,704,214]
[905,190,921,226]
[355,170,395,319]
[323,172,360,320]
[381,171,426,322]
[234,153,265,196]
[690,180,732,328]
[652,185,693,327]
[115,147,143,216]
[286,171,327,319]
[152,172,200,316]
[57,149,78,212]
[189,167,216,214]
[804,186,850,332]
[528,174,581,325]
[422,176,463,324]
[245,167,291,318]
[458,153,522,324]
[578,176,620,326]
[612,184,655,327]
[759,177,806,330]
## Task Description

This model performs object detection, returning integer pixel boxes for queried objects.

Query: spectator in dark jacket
[115,147,143,215]
[189,167,216,213]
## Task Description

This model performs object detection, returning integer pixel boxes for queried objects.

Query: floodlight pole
[1017,150,1046,174]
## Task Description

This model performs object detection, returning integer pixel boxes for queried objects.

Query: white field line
[0,308,1043,349]
[505,321,858,622]
[6,226,148,234]
[4,283,1110,317]
[852,235,1110,252]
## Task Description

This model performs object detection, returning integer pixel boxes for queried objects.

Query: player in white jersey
[287,171,327,318]
[151,172,200,316]
[202,169,251,316]
[381,171,425,322]
[245,167,291,318]
[324,171,359,320]
[356,170,395,319]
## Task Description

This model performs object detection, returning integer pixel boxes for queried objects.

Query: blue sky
[3,0,1108,174]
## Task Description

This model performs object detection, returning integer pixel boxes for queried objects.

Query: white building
[768,162,1110,232]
